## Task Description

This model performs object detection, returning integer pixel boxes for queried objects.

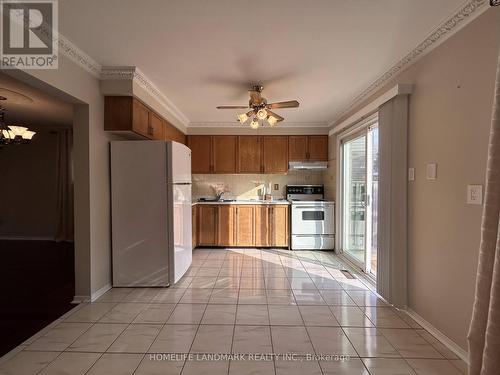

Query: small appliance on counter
[110,140,192,287]
[287,185,335,250]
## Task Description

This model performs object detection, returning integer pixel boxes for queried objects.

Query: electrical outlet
[467,185,483,205]
[274,184,279,190]
[408,168,415,181]
[426,163,437,180]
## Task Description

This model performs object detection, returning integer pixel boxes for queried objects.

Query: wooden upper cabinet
[132,99,150,137]
[238,136,262,173]
[149,112,165,140]
[254,205,270,247]
[262,136,288,173]
[308,135,329,161]
[288,136,308,161]
[188,135,212,174]
[197,205,217,246]
[270,205,289,246]
[235,205,255,246]
[105,96,186,142]
[217,205,235,246]
[164,120,186,144]
[288,135,328,161]
[213,136,237,174]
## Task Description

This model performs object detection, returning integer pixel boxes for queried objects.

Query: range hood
[289,161,328,171]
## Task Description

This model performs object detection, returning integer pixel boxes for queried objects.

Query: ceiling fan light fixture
[256,108,267,120]
[237,113,249,123]
[267,115,278,126]
[250,117,259,129]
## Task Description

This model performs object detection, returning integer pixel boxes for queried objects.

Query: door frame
[336,113,378,277]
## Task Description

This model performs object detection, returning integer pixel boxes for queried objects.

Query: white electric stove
[287,185,335,250]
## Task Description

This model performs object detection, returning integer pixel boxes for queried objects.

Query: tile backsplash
[192,171,324,200]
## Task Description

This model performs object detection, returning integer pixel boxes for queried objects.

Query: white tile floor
[0,248,467,375]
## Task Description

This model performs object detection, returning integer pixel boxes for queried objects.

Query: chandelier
[0,98,36,146]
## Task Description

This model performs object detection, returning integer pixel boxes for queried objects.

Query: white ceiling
[60,0,465,126]
[0,73,73,129]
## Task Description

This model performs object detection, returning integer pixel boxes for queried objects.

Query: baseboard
[405,308,468,363]
[72,295,90,304]
[0,235,55,241]
[91,283,112,302]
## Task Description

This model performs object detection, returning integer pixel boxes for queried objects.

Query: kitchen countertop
[193,200,290,205]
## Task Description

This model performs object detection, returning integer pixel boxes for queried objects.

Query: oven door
[292,203,335,235]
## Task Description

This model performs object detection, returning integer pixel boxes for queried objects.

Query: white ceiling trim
[329,0,490,127]
[189,121,329,128]
[100,66,190,127]
[330,84,413,136]
[58,35,102,78]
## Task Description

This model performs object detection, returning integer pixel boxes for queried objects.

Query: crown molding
[329,0,490,127]
[189,122,332,129]
[55,37,190,128]
[100,66,190,128]
[58,35,102,78]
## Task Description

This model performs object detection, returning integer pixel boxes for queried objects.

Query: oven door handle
[293,205,333,209]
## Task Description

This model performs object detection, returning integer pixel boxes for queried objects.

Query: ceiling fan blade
[267,100,299,109]
[216,105,249,109]
[266,109,284,122]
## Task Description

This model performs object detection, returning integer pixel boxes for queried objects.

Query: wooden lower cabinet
[197,205,217,246]
[192,206,197,248]
[193,204,289,248]
[235,205,255,246]
[270,205,289,247]
[217,205,235,246]
[254,206,270,247]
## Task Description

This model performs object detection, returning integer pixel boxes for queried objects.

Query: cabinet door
[192,206,197,248]
[288,136,307,161]
[270,205,289,247]
[217,205,235,246]
[262,136,288,173]
[187,136,212,174]
[149,112,165,140]
[198,205,217,245]
[307,136,328,161]
[132,99,150,137]
[213,136,237,173]
[235,205,255,246]
[164,120,186,144]
[238,136,262,173]
[254,205,270,247]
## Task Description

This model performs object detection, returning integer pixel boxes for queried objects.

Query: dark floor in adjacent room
[0,240,75,356]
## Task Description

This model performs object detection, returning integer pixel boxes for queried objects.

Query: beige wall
[323,134,337,200]
[193,171,324,200]
[332,9,500,350]
[0,131,59,239]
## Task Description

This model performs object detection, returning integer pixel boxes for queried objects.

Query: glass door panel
[342,134,366,267]
[366,125,378,277]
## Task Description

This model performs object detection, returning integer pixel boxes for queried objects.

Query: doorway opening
[340,119,379,280]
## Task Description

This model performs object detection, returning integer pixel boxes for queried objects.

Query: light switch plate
[408,168,415,181]
[467,185,483,205]
[426,163,437,180]
[274,184,279,191]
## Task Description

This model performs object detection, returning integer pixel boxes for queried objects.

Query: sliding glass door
[341,123,378,278]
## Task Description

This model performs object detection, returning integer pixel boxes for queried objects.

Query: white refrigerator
[110,140,192,287]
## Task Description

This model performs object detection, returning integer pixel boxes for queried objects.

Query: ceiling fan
[216,85,299,128]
